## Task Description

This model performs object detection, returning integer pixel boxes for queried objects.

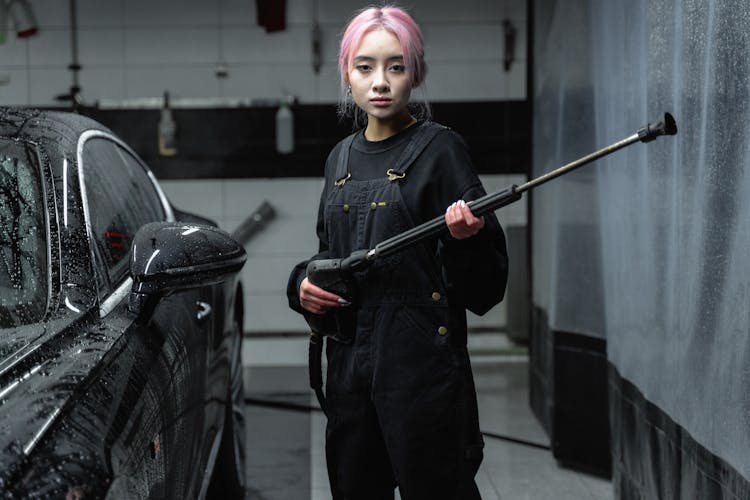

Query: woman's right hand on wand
[299,277,349,315]
[445,199,485,239]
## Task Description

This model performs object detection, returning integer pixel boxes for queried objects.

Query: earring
[346,85,352,96]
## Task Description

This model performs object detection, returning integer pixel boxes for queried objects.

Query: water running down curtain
[532,0,750,496]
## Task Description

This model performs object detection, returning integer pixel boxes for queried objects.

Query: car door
[79,134,213,497]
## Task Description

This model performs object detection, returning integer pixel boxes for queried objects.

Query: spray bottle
[275,95,294,154]
[158,91,177,156]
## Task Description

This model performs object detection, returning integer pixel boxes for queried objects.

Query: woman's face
[348,29,412,126]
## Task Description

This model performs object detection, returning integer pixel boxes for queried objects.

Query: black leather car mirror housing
[129,222,247,315]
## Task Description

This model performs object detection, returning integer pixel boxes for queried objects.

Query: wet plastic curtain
[533,0,750,480]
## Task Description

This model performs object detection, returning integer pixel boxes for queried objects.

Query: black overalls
[322,123,484,500]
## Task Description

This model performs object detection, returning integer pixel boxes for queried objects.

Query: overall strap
[387,121,449,181]
[333,133,357,187]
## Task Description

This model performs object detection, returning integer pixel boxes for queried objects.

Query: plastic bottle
[158,91,177,156]
[275,99,294,154]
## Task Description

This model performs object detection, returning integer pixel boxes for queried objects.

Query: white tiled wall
[160,175,527,334]
[0,0,527,105]
[1,0,529,334]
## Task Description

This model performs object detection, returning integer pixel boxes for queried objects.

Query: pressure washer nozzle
[638,112,678,142]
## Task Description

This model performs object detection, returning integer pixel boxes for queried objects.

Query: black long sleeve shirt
[287,122,509,317]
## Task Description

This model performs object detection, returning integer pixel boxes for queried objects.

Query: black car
[0,108,247,498]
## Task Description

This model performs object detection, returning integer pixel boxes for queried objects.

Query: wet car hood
[0,309,122,488]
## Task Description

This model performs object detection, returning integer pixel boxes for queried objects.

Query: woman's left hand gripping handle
[302,256,355,316]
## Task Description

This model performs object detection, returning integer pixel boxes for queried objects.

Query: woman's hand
[299,277,349,315]
[445,200,485,239]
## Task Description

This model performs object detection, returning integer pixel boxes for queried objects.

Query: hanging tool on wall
[503,19,517,72]
[305,112,678,411]
[311,0,321,74]
[0,2,7,44]
[214,0,229,80]
[8,0,38,38]
[231,201,276,247]
[256,0,286,33]
[54,0,82,110]
[0,2,7,45]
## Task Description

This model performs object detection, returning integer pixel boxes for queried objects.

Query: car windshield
[0,139,48,328]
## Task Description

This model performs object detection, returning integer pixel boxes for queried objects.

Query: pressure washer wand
[515,112,677,194]
[344,112,678,270]
[308,113,676,412]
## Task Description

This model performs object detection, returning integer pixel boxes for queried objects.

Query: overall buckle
[386,169,406,182]
[334,172,352,187]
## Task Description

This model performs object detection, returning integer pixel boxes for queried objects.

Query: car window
[81,137,166,292]
[0,139,48,327]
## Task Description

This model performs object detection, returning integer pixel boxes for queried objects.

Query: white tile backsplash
[218,64,323,103]
[124,66,220,99]
[123,0,219,27]
[239,216,319,258]
[31,0,73,28]
[0,69,29,105]
[223,178,323,217]
[241,254,309,293]
[0,0,527,105]
[27,28,70,66]
[28,67,70,106]
[424,25,509,61]
[506,60,527,100]
[286,0,318,25]
[0,38,30,67]
[220,0,257,27]
[125,28,218,65]
[79,68,127,103]
[160,179,224,219]
[412,0,504,23]
[315,0,366,25]
[245,293,310,333]
[426,62,515,101]
[506,0,529,20]
[222,27,313,65]
[77,0,125,28]
[79,28,125,66]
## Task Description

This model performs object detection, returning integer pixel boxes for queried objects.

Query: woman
[287,5,509,499]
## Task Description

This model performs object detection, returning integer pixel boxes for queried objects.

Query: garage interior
[2,0,749,499]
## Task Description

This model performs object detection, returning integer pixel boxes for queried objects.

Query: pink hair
[338,5,427,91]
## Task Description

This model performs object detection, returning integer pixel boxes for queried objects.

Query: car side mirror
[129,222,246,316]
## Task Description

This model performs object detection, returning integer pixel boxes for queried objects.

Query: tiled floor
[243,343,613,500]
